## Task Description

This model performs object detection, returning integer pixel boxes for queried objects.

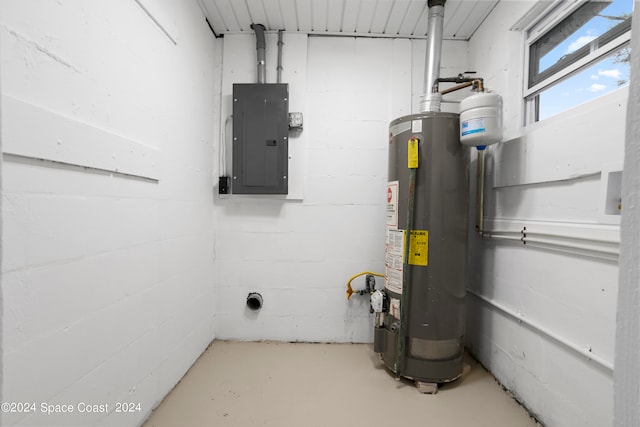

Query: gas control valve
[370,290,389,313]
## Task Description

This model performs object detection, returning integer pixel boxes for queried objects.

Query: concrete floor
[143,341,540,427]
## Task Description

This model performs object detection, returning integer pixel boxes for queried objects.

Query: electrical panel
[232,83,289,194]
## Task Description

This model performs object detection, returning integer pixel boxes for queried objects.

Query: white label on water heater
[411,119,422,133]
[390,298,400,319]
[386,181,399,227]
[385,228,404,294]
[461,117,486,136]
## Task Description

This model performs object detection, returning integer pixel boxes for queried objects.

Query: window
[525,0,633,123]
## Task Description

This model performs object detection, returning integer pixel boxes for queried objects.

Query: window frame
[523,0,633,124]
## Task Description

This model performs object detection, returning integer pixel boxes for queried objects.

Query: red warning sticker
[386,181,399,227]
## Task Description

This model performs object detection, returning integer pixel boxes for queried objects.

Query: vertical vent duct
[250,23,266,84]
[420,0,446,113]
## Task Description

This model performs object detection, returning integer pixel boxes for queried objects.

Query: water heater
[347,0,502,391]
[374,112,469,384]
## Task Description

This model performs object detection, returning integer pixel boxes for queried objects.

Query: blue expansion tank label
[461,118,486,136]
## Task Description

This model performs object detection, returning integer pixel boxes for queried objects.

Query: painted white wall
[614,3,640,425]
[466,2,625,426]
[212,34,469,342]
[1,1,216,425]
[0,23,3,407]
[2,1,626,425]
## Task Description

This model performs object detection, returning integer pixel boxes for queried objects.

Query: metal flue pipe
[250,23,266,84]
[420,0,446,112]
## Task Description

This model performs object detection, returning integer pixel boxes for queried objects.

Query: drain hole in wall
[247,292,263,311]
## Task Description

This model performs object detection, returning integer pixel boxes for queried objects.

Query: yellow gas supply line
[345,271,385,300]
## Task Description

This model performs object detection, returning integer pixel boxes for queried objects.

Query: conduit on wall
[277,30,283,84]
[467,289,614,373]
[480,225,620,261]
[250,23,266,84]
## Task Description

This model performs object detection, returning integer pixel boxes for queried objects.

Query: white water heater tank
[459,91,503,147]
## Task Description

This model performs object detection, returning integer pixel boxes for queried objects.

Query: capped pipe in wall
[420,0,446,113]
[247,292,263,311]
[250,23,266,84]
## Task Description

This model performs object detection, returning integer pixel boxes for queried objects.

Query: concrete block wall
[613,5,640,424]
[465,1,625,426]
[2,2,623,426]
[213,34,469,342]
[1,1,216,425]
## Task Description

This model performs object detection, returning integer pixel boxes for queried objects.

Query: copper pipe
[476,149,486,233]
[440,81,474,95]
[439,79,485,95]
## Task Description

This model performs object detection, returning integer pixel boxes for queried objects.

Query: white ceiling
[198,0,499,40]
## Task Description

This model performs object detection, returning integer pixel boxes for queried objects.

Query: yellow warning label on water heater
[408,138,419,169]
[408,230,428,266]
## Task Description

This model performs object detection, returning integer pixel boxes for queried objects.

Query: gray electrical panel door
[232,83,289,194]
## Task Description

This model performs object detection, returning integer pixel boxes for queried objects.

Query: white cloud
[591,74,599,79]
[598,69,622,79]
[587,83,606,92]
[567,35,596,53]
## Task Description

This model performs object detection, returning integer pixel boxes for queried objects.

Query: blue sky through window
[534,0,632,121]
[538,46,630,120]
[539,0,632,72]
